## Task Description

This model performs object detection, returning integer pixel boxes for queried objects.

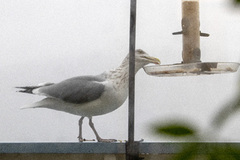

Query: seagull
[17,49,160,142]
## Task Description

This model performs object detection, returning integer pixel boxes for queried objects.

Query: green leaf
[212,97,240,129]
[154,123,195,137]
[233,0,240,6]
[235,0,240,3]
[172,143,199,160]
[227,146,240,160]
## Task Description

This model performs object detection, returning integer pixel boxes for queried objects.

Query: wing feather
[36,76,106,104]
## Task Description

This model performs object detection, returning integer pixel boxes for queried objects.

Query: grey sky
[1,0,240,142]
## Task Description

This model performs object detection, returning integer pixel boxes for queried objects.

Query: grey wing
[37,76,106,104]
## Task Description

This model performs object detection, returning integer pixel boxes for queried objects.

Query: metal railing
[1,142,240,159]
[2,142,240,154]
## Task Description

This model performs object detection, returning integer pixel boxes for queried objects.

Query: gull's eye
[136,49,145,54]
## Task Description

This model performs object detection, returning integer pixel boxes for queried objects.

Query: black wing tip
[15,86,38,94]
[16,89,34,94]
[15,83,54,94]
[16,90,31,93]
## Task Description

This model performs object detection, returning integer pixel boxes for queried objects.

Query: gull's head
[120,49,160,72]
[135,49,160,67]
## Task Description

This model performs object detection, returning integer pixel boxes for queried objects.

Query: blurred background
[0,0,240,142]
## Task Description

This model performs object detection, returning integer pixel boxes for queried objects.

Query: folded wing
[29,75,106,104]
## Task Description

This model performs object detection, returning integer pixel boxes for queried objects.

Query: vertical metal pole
[126,0,140,160]
[128,0,136,144]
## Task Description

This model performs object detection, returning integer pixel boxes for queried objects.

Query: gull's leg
[88,117,117,143]
[78,117,95,142]
[78,117,85,142]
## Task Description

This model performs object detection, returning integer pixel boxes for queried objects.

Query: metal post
[128,0,136,144]
[126,0,141,160]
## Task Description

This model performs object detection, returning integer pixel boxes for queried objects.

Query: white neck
[118,54,144,73]
[107,55,143,89]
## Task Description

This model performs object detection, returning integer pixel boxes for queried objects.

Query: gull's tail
[20,98,53,109]
[16,83,55,109]
[20,98,71,115]
[20,98,46,109]
[20,104,38,110]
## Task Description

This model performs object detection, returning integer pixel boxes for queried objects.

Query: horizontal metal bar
[1,143,240,154]
[0,143,125,154]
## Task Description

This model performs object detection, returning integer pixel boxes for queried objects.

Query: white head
[120,49,160,73]
[134,49,160,67]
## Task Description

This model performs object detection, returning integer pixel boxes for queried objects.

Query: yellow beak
[146,56,161,65]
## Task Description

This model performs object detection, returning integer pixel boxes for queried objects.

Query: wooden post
[182,0,201,63]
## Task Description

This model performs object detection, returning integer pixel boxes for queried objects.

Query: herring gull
[17,49,160,142]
